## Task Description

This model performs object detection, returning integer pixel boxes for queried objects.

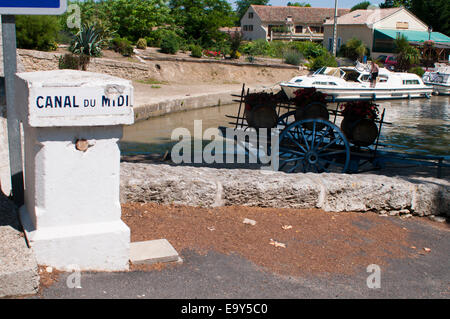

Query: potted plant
[244,92,278,129]
[292,88,329,129]
[340,101,380,146]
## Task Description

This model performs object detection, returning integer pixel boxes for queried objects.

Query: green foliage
[235,0,269,22]
[136,38,147,49]
[307,52,338,71]
[230,32,244,58]
[169,0,235,48]
[160,36,180,54]
[111,37,134,56]
[394,34,420,71]
[379,0,411,9]
[409,66,425,77]
[16,15,60,51]
[69,24,107,57]
[339,38,368,61]
[283,49,304,66]
[58,53,91,71]
[287,2,311,6]
[351,1,371,11]
[66,0,172,42]
[190,45,203,58]
[410,0,449,37]
[241,39,272,56]
[291,41,328,59]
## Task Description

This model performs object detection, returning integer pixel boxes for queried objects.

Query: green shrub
[242,39,272,57]
[283,49,304,66]
[308,52,338,71]
[339,38,368,61]
[136,38,147,49]
[69,24,107,58]
[291,41,328,59]
[16,15,60,51]
[160,36,179,54]
[190,45,203,58]
[111,37,134,56]
[409,66,425,77]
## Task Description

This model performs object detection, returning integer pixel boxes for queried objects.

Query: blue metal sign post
[1,1,67,205]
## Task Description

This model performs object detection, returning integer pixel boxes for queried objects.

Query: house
[323,6,450,59]
[241,5,350,42]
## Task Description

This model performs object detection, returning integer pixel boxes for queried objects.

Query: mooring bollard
[15,70,134,271]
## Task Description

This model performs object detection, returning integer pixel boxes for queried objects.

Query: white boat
[280,63,433,101]
[423,65,450,95]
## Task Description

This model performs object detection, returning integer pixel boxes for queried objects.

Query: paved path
[36,217,449,299]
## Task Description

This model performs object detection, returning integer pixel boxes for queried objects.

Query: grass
[151,85,162,89]
[137,78,168,85]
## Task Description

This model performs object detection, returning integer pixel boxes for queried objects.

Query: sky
[231,0,386,9]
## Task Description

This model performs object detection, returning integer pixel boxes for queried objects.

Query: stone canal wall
[120,163,450,217]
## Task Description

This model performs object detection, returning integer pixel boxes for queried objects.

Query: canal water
[121,96,450,157]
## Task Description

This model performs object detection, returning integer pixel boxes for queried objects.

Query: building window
[396,22,409,29]
[249,12,254,19]
[310,26,321,33]
[243,25,253,32]
[295,26,303,33]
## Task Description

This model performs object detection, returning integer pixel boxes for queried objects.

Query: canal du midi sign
[0,0,67,15]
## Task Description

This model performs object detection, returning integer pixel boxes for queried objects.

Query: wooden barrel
[295,102,330,130]
[341,116,378,147]
[244,103,278,129]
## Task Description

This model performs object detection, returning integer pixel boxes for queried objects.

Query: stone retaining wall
[120,163,450,217]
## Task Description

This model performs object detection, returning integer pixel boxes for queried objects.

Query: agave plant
[69,23,107,58]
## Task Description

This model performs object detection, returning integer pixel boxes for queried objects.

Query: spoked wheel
[277,119,350,173]
[276,111,296,130]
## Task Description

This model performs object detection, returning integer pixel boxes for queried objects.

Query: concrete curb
[0,196,39,298]
[120,163,450,217]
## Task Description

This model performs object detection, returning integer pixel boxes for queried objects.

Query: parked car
[376,55,397,70]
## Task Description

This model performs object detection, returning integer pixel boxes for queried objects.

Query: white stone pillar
[15,70,134,271]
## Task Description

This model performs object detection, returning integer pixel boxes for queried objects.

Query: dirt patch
[37,266,63,291]
[122,203,420,276]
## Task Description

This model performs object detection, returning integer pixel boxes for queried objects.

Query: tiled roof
[251,5,350,24]
[323,7,403,25]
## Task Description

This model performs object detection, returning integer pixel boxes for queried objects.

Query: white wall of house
[241,6,267,41]
[372,9,428,31]
[324,24,373,54]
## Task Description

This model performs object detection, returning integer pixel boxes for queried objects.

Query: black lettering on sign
[64,96,71,108]
[36,96,44,108]
[46,96,53,108]
[55,96,62,108]
[102,96,110,107]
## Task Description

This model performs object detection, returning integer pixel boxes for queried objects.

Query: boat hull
[424,83,450,95]
[280,84,434,101]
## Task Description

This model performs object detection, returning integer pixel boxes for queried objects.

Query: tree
[410,0,449,37]
[16,15,60,51]
[236,0,269,22]
[287,2,311,7]
[394,35,420,71]
[379,0,411,9]
[64,0,173,42]
[351,1,371,11]
[169,0,235,47]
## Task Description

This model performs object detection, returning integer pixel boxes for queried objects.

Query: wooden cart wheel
[276,111,296,130]
[277,119,350,173]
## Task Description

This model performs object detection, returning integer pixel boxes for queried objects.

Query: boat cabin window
[402,79,420,85]
[313,67,343,78]
[343,70,360,82]
[295,79,303,83]
[313,81,337,86]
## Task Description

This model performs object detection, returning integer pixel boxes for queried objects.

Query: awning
[374,29,450,43]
